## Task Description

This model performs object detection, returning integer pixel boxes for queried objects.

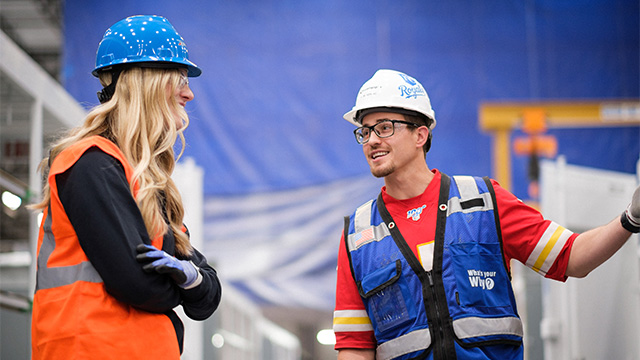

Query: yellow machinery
[479,100,640,192]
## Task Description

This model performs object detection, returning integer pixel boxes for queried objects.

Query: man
[333,69,640,359]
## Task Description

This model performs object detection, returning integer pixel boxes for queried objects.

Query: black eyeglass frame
[353,119,421,145]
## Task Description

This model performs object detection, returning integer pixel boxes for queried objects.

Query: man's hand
[621,186,640,233]
[136,244,200,288]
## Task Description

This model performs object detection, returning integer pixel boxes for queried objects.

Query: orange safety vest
[31,136,180,360]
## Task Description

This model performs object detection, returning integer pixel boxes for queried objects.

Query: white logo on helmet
[398,73,417,86]
[398,85,426,99]
[397,73,426,99]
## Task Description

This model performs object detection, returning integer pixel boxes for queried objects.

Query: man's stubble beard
[370,163,394,178]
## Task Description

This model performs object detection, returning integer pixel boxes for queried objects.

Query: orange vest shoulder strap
[47,136,163,248]
[49,136,133,181]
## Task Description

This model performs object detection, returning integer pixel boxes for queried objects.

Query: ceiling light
[316,329,336,346]
[2,191,21,211]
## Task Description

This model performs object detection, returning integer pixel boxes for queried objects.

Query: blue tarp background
[63,0,639,310]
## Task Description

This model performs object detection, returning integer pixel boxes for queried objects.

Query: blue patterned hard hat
[92,15,201,77]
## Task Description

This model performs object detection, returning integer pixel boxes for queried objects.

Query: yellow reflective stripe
[333,310,371,324]
[333,317,372,325]
[333,310,373,332]
[526,222,573,275]
[532,226,564,271]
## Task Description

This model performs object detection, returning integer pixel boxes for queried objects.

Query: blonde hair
[32,67,193,256]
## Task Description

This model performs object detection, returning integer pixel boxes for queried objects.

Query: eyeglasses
[353,119,420,144]
[179,73,189,88]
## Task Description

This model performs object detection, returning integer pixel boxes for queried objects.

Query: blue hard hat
[92,15,201,77]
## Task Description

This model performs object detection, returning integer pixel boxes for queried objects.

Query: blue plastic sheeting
[63,0,639,309]
[203,174,383,309]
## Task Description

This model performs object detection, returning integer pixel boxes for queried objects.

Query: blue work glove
[621,186,640,233]
[136,244,200,288]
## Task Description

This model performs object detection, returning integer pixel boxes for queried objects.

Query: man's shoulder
[349,198,377,217]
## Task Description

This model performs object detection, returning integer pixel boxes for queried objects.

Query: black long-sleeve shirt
[55,146,221,348]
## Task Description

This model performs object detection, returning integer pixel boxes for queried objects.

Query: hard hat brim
[343,106,436,129]
[343,108,360,126]
[92,60,201,78]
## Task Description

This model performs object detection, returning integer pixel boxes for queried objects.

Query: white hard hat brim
[343,106,436,129]
[343,108,360,126]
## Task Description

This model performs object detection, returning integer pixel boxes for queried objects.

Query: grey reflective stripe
[376,328,431,360]
[347,222,391,251]
[35,208,103,292]
[447,176,493,216]
[453,175,479,200]
[452,316,523,339]
[447,192,493,215]
[354,199,373,233]
[348,200,390,251]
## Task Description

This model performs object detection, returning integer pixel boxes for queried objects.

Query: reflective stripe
[447,192,493,215]
[354,199,373,233]
[347,222,390,251]
[333,310,373,332]
[35,208,102,292]
[525,221,573,276]
[453,175,478,200]
[348,200,390,251]
[376,328,431,360]
[452,316,523,339]
[447,176,494,215]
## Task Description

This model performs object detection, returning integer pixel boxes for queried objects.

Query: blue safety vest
[344,174,524,360]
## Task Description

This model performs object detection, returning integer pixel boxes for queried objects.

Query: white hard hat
[343,69,436,129]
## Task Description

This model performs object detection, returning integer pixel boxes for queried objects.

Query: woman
[30,15,221,359]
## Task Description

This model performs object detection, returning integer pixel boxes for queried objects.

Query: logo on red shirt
[407,205,426,221]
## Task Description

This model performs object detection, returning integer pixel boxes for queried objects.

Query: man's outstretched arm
[565,185,639,278]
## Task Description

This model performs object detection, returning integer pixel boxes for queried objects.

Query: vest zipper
[427,270,446,359]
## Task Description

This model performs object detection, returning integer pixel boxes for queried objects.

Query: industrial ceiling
[0,0,82,253]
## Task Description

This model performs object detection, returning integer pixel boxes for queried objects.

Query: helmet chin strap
[96,68,123,104]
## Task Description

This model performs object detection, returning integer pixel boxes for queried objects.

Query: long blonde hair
[32,67,193,256]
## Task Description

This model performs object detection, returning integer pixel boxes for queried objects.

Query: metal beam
[479,100,640,191]
[0,29,85,129]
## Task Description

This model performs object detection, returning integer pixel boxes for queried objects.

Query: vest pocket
[359,260,412,333]
[449,243,523,346]
[449,242,511,308]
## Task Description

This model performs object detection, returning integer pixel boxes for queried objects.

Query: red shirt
[333,170,578,350]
